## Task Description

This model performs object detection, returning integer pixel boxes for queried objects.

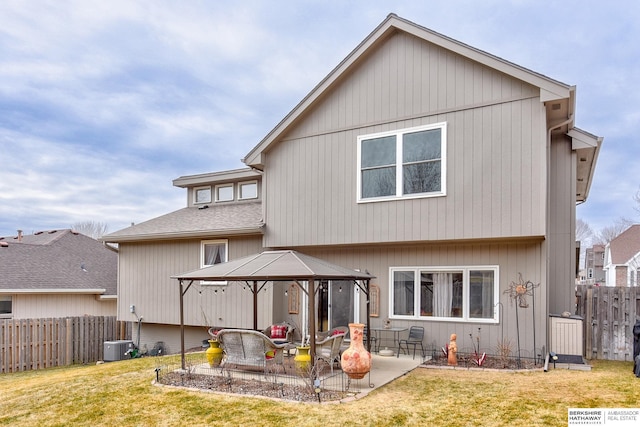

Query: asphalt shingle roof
[610,224,640,264]
[102,201,263,242]
[0,229,117,295]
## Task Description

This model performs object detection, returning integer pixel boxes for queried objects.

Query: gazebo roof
[172,250,375,282]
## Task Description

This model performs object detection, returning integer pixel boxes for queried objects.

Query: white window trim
[238,180,258,200]
[215,183,234,202]
[193,186,212,204]
[200,239,228,285]
[388,265,499,324]
[357,122,447,203]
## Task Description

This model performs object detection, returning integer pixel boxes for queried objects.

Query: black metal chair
[397,326,425,359]
[363,326,378,353]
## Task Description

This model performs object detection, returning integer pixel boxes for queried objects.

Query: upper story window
[0,295,12,317]
[238,181,258,200]
[215,184,234,202]
[390,266,498,323]
[201,240,228,285]
[194,186,212,204]
[357,122,446,202]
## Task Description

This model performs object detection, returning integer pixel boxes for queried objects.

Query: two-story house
[584,244,606,285]
[103,14,602,357]
[603,225,640,287]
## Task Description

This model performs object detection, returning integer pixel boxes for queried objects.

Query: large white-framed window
[238,181,258,200]
[389,266,499,323]
[201,239,228,285]
[215,184,234,202]
[357,122,446,202]
[194,186,212,204]
[0,295,12,318]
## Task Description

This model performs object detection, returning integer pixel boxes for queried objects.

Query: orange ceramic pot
[340,323,371,379]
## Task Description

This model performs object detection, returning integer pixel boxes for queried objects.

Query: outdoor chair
[315,332,346,374]
[263,322,295,344]
[397,326,425,359]
[216,329,288,375]
[315,325,348,341]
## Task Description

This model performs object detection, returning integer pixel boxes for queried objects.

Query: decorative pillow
[331,329,344,336]
[271,325,287,340]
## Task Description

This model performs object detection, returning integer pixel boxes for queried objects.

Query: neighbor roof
[101,201,264,243]
[0,229,117,295]
[609,225,640,265]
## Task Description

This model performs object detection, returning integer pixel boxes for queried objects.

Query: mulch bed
[423,354,541,370]
[158,371,351,402]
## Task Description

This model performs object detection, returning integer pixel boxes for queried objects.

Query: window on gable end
[358,122,446,202]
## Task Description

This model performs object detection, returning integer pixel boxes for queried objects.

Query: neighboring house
[603,225,640,287]
[0,229,117,319]
[584,244,606,285]
[103,14,603,357]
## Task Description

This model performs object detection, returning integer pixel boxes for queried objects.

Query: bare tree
[594,218,632,245]
[635,185,640,216]
[576,218,594,246]
[71,221,109,239]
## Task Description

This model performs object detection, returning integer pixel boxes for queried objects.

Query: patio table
[371,327,407,353]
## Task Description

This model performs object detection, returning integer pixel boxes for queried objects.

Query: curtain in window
[204,244,224,266]
[393,271,414,315]
[433,272,453,317]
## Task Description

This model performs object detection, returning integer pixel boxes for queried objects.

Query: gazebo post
[365,279,371,353]
[253,280,258,331]
[178,279,194,371]
[308,278,316,362]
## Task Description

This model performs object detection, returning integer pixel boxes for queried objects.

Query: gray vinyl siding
[301,240,547,355]
[263,30,546,248]
[117,236,265,328]
[548,134,577,314]
[11,294,116,319]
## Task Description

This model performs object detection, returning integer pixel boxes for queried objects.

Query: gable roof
[101,201,264,243]
[243,13,574,169]
[609,224,640,265]
[0,229,117,295]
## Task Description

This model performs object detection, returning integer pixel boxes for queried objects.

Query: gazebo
[172,250,375,369]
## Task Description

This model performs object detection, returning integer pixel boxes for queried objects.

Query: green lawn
[0,356,637,426]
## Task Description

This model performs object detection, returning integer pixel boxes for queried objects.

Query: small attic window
[238,181,258,200]
[194,186,212,204]
[215,184,234,202]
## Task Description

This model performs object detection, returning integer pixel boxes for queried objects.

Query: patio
[156,351,424,402]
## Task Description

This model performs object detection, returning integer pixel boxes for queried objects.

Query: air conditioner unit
[103,340,134,362]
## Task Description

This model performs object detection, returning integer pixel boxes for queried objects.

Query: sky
[1,0,639,239]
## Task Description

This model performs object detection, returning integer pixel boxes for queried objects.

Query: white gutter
[0,289,107,295]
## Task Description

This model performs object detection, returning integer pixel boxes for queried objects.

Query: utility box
[103,340,134,362]
[549,314,583,356]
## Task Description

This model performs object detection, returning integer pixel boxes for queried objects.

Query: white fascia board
[569,128,602,150]
[101,226,264,243]
[0,289,106,294]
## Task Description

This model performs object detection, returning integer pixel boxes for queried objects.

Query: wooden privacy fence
[575,285,640,361]
[0,316,131,373]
